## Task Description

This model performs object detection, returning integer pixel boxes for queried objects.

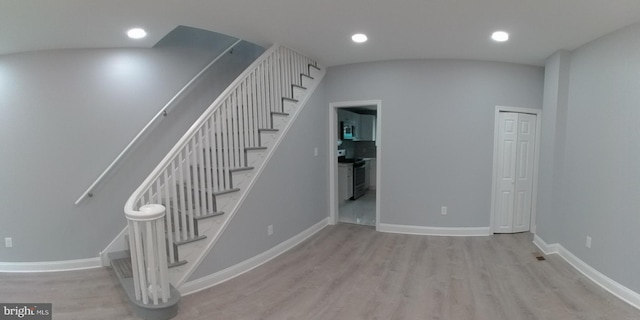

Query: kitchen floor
[338,190,376,226]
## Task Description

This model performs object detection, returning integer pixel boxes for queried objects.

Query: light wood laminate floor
[1,224,639,319]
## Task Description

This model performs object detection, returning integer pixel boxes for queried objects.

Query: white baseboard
[179,217,329,295]
[532,234,560,255]
[378,223,491,236]
[0,257,102,273]
[533,234,640,310]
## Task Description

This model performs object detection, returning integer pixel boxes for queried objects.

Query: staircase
[109,44,325,319]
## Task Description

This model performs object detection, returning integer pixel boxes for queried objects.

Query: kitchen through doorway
[329,100,381,229]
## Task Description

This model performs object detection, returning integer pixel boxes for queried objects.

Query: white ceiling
[2,0,640,66]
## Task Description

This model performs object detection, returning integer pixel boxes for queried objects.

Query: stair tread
[111,256,134,279]
[245,146,267,151]
[258,128,279,132]
[175,234,206,246]
[180,182,241,195]
[301,73,314,79]
[191,164,254,170]
[309,64,321,71]
[282,97,298,102]
[292,84,307,90]
[169,260,188,268]
[214,188,240,196]
[271,111,289,116]
[194,211,224,220]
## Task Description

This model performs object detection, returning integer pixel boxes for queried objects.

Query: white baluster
[214,108,224,192]
[196,130,206,217]
[186,141,195,238]
[163,170,175,264]
[132,220,149,305]
[155,218,170,303]
[238,82,247,168]
[205,119,217,202]
[145,221,158,305]
[177,152,187,241]
[127,220,141,301]
[231,89,239,169]
[170,161,180,244]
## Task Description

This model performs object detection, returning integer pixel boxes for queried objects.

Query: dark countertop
[337,157,362,163]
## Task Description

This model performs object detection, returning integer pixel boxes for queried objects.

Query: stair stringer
[170,66,326,288]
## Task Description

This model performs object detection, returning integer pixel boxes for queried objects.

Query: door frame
[490,106,542,234]
[329,100,382,230]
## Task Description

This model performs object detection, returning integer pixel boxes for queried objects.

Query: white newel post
[126,204,170,305]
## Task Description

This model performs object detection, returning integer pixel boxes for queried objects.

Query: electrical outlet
[314,147,319,157]
[441,206,447,215]
[268,224,273,236]
[5,237,12,248]
[586,236,592,248]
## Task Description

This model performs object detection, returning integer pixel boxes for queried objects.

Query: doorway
[329,100,381,229]
[490,106,541,234]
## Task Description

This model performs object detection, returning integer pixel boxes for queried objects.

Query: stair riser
[215,192,240,214]
[301,75,314,88]
[283,100,297,114]
[246,149,267,168]
[272,114,288,131]
[292,86,306,101]
[309,65,322,79]
[230,170,255,190]
[259,131,279,148]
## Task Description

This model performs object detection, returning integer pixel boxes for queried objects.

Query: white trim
[175,61,327,286]
[489,106,542,234]
[99,226,128,266]
[0,257,102,273]
[328,100,382,230]
[532,234,560,255]
[378,223,491,236]
[532,235,640,310]
[179,217,329,295]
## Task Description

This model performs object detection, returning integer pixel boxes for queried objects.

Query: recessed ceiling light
[351,33,368,43]
[127,28,147,39]
[491,31,509,42]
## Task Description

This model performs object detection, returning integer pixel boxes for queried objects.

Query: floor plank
[1,224,638,319]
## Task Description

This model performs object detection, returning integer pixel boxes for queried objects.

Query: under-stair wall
[186,79,328,284]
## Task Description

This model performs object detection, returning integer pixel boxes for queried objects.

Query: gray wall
[0,43,263,262]
[326,60,544,227]
[538,23,640,293]
[536,51,570,243]
[189,79,328,280]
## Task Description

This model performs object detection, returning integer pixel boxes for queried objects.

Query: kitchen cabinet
[338,110,360,140]
[356,115,376,141]
[340,110,359,125]
[338,163,353,202]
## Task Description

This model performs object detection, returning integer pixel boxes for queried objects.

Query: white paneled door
[494,112,537,233]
